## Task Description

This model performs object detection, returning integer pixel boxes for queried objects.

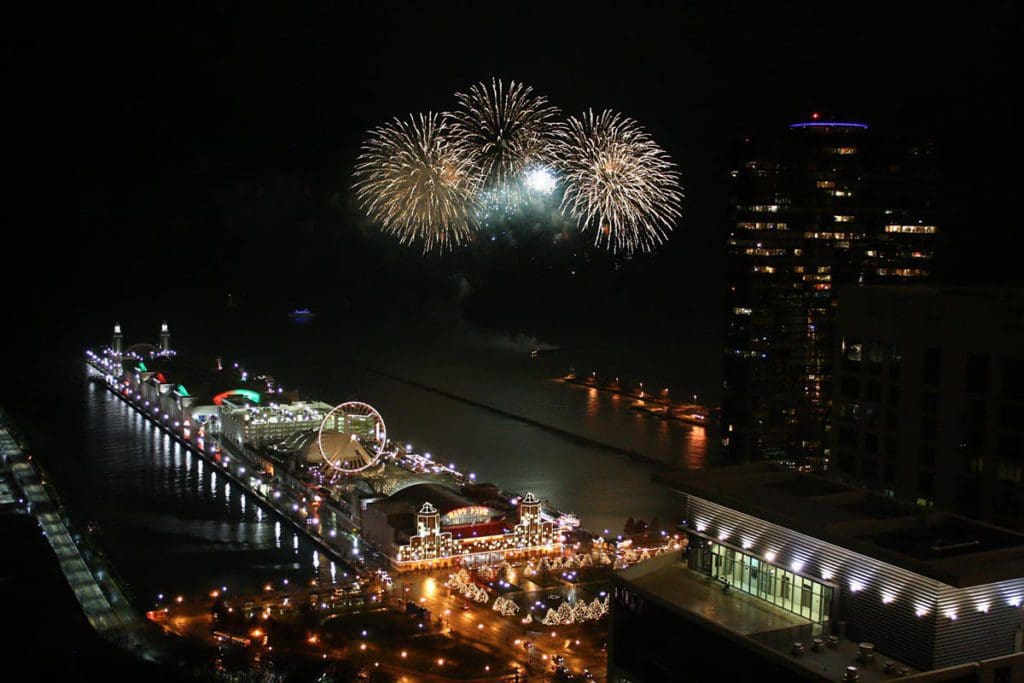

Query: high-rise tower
[722,118,937,469]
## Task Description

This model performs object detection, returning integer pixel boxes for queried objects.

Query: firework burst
[353,112,481,251]
[447,79,560,191]
[553,109,682,254]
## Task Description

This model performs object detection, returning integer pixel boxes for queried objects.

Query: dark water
[191,310,720,533]
[5,307,720,608]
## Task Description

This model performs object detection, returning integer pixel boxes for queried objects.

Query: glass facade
[691,537,834,624]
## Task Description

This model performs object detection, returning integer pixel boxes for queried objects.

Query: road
[396,569,608,681]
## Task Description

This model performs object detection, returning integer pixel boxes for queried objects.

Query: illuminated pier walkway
[0,426,138,636]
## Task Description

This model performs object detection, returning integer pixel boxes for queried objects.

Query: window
[921,392,939,415]
[867,382,882,403]
[1002,405,1024,429]
[918,471,934,494]
[889,345,902,381]
[920,443,936,467]
[865,342,885,373]
[861,405,877,426]
[967,399,986,431]
[921,418,937,441]
[888,386,901,406]
[865,432,880,454]
[885,225,937,234]
[924,348,941,386]
[1002,359,1024,399]
[838,428,857,448]
[841,377,860,399]
[999,434,1022,460]
[843,338,863,362]
[966,353,989,393]
[863,458,878,480]
[839,402,861,420]
[998,463,1023,483]
[837,450,855,472]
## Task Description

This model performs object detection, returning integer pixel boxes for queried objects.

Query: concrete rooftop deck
[621,558,919,682]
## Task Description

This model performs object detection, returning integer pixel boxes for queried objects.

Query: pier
[85,355,367,577]
[560,369,716,427]
[1,418,139,638]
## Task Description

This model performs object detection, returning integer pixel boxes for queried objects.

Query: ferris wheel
[317,401,388,476]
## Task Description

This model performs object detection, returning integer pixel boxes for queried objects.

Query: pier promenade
[1,418,139,640]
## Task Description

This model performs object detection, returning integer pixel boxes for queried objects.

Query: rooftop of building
[115,351,301,406]
[789,120,870,130]
[616,552,919,682]
[836,285,1024,350]
[368,481,503,518]
[368,482,509,541]
[839,283,1024,302]
[656,463,1024,587]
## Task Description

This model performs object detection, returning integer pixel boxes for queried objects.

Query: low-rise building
[362,486,561,571]
[219,399,338,450]
[615,464,1024,681]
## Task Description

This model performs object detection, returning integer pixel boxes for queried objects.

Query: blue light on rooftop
[790,121,869,130]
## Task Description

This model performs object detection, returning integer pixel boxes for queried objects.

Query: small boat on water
[288,308,316,322]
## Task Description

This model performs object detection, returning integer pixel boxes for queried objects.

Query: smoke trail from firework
[553,109,682,254]
[353,112,481,251]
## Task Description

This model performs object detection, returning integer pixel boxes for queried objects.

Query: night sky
[5,2,1019,346]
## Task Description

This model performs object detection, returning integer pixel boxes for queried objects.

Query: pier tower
[518,492,542,532]
[112,323,124,356]
[159,321,171,352]
[416,502,440,537]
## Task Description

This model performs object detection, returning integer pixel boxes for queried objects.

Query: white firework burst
[553,109,682,254]
[353,112,481,251]
[447,79,560,191]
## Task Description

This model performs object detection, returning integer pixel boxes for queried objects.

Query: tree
[624,517,636,534]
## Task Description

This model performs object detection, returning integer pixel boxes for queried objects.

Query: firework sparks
[447,79,560,191]
[553,109,682,254]
[353,112,480,251]
[524,165,558,195]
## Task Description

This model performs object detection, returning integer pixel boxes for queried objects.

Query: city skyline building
[722,118,938,469]
[831,285,1024,531]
